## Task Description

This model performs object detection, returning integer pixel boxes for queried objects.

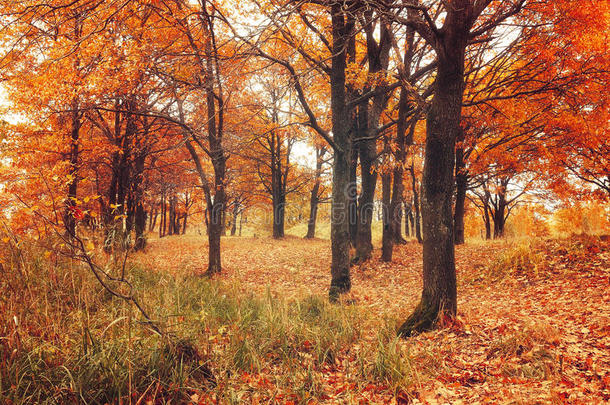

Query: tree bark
[398,30,467,336]
[381,171,393,262]
[493,195,507,239]
[272,191,285,238]
[354,15,391,263]
[353,135,377,262]
[329,4,352,301]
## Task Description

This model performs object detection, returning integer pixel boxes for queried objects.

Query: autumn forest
[0,0,608,403]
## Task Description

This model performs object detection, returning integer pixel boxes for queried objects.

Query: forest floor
[2,233,609,404]
[130,234,610,404]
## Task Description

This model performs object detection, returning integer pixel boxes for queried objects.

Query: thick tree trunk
[493,198,507,239]
[381,172,393,262]
[329,4,352,301]
[398,50,465,336]
[272,192,285,238]
[353,139,377,263]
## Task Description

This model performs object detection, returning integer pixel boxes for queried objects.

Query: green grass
[0,239,417,404]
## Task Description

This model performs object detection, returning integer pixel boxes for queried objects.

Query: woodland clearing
[2,234,608,404]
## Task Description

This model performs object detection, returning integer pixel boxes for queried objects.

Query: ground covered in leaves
[1,235,609,404]
[133,235,610,404]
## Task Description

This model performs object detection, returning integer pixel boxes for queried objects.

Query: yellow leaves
[85,240,95,253]
[2,237,9,243]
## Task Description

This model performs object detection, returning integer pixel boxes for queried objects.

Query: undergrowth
[464,235,608,284]
[0,237,417,404]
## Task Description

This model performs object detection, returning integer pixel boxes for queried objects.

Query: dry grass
[1,233,609,403]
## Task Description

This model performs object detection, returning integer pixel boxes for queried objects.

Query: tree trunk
[348,148,358,244]
[389,29,416,249]
[305,183,319,239]
[483,202,491,240]
[398,45,465,336]
[64,98,80,239]
[353,138,377,263]
[390,179,405,245]
[230,200,238,236]
[306,147,325,239]
[454,139,467,245]
[133,152,147,250]
[134,205,146,250]
[207,194,223,274]
[159,192,166,238]
[149,206,157,232]
[410,166,423,243]
[381,172,393,262]
[168,195,176,235]
[354,16,391,263]
[493,197,507,239]
[272,192,285,238]
[329,4,352,301]
[403,202,411,238]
